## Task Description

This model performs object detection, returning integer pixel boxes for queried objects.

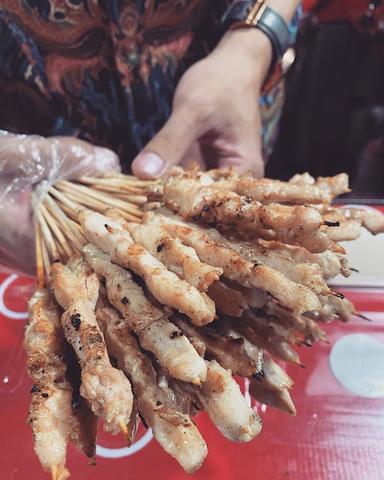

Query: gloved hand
[0,131,120,275]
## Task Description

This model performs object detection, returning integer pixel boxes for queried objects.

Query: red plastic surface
[1,276,384,479]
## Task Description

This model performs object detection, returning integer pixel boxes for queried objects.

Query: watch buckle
[245,0,267,26]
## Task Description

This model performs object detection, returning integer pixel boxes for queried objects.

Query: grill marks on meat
[258,240,346,279]
[289,172,350,197]
[225,238,330,296]
[162,168,329,253]
[96,307,208,473]
[83,244,207,385]
[50,259,133,434]
[234,177,331,204]
[126,222,223,292]
[79,210,216,325]
[198,360,262,443]
[63,343,98,460]
[28,166,375,476]
[146,211,321,315]
[25,290,72,479]
[250,354,296,415]
[174,316,259,377]
[173,316,263,377]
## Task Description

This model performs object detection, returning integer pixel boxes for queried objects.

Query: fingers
[132,109,199,179]
[0,133,120,181]
[50,137,120,180]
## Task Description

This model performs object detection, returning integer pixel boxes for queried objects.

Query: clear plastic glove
[0,131,120,275]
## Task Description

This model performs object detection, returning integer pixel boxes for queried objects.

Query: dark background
[267,0,384,196]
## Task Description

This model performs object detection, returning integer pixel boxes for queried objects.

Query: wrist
[212,28,273,89]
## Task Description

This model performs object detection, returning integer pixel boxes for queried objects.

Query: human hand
[132,29,272,179]
[0,132,120,275]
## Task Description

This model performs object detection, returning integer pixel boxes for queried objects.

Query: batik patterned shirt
[0,1,300,169]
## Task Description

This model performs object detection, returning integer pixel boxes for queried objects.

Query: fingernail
[133,152,165,178]
[94,147,121,172]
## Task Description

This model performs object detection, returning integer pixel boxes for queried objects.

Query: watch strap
[221,1,291,61]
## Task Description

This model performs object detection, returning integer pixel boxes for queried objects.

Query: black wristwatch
[220,1,291,63]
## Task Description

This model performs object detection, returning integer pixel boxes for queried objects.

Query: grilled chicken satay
[315,173,350,196]
[318,204,384,236]
[79,210,216,326]
[208,281,250,317]
[326,219,362,242]
[84,244,207,384]
[25,290,72,480]
[250,353,296,415]
[321,208,363,241]
[173,316,263,377]
[96,307,208,473]
[90,211,217,322]
[289,172,350,197]
[179,359,262,443]
[207,280,267,317]
[63,344,98,460]
[126,222,223,291]
[50,258,133,434]
[70,395,98,461]
[341,207,384,235]
[319,294,355,322]
[260,240,347,279]
[223,237,330,295]
[202,170,330,204]
[162,168,329,253]
[265,300,327,345]
[212,168,349,201]
[235,312,301,365]
[234,177,331,204]
[199,360,262,442]
[146,211,321,315]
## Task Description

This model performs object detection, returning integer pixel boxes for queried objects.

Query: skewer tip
[354,312,373,322]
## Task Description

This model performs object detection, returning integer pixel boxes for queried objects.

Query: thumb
[132,109,199,179]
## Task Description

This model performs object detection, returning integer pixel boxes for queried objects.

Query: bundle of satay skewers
[25,166,384,480]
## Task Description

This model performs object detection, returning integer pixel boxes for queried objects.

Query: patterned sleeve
[259,4,302,160]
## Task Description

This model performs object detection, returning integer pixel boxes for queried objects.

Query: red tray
[1,272,384,480]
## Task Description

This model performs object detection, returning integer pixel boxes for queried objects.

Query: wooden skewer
[56,240,68,264]
[107,193,148,205]
[68,220,87,245]
[43,195,85,252]
[57,186,143,221]
[57,181,143,216]
[56,187,113,214]
[40,203,73,260]
[113,209,143,222]
[79,177,147,195]
[97,172,156,187]
[109,173,157,188]
[92,184,149,198]
[55,200,82,223]
[34,218,45,289]
[49,186,83,219]
[41,227,51,280]
[36,209,60,263]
